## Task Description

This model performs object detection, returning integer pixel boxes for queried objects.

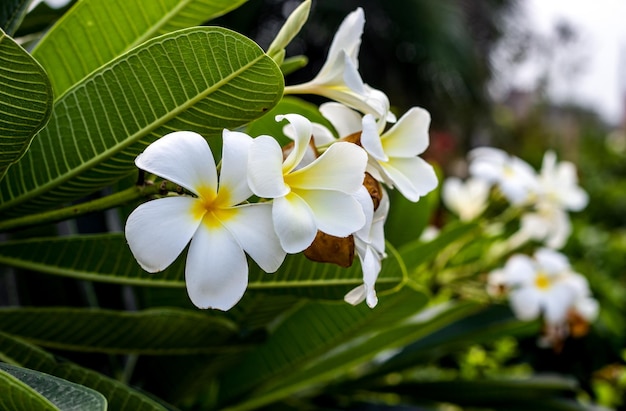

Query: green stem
[0,182,180,232]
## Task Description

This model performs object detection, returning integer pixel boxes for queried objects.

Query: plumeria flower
[442,176,490,221]
[520,203,572,249]
[283,7,393,121]
[248,114,368,254]
[125,131,286,311]
[535,150,588,212]
[344,186,390,308]
[493,248,587,325]
[303,102,437,202]
[518,151,588,249]
[469,147,538,205]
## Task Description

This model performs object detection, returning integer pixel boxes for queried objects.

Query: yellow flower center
[190,185,234,229]
[534,271,551,290]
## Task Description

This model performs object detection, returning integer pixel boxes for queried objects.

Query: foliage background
[1,0,625,410]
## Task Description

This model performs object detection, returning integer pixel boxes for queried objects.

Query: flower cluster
[125,7,437,310]
[444,148,588,250]
[488,248,598,346]
[442,147,596,344]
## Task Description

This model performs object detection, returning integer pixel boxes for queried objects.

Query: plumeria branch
[0,180,182,232]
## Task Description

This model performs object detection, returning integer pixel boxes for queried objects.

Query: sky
[510,0,626,125]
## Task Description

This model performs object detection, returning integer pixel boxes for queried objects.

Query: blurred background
[22,0,626,407]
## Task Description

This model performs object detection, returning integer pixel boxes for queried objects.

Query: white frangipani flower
[283,7,393,121]
[344,187,389,308]
[494,248,586,324]
[517,151,588,249]
[442,177,490,221]
[125,131,286,311]
[469,147,538,205]
[311,102,438,202]
[536,150,588,212]
[520,204,572,249]
[248,114,368,254]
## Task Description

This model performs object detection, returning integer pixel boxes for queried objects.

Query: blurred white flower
[125,131,286,311]
[442,177,490,221]
[536,151,588,212]
[344,187,389,308]
[518,151,588,249]
[494,248,588,325]
[248,114,367,253]
[283,7,393,121]
[469,147,538,205]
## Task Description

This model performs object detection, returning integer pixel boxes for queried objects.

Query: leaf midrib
[2,41,267,212]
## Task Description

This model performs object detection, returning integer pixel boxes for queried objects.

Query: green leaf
[399,220,480,272]
[0,27,283,217]
[216,286,429,410]
[32,0,250,97]
[0,307,238,354]
[384,169,440,248]
[0,0,31,36]
[246,96,334,146]
[0,233,405,300]
[0,367,59,411]
[0,28,53,181]
[0,363,107,411]
[376,377,585,411]
[0,332,171,411]
[364,304,540,380]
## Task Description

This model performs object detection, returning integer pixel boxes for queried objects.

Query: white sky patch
[506,0,626,124]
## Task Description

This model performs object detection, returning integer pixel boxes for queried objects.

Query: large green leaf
[376,377,586,411]
[0,307,238,354]
[0,28,53,181]
[0,0,30,36]
[0,233,405,300]
[0,27,283,217]
[32,0,249,97]
[0,367,58,411]
[0,332,170,411]
[216,286,429,410]
[361,304,541,381]
[0,363,107,411]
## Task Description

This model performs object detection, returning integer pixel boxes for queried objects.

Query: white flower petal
[219,130,253,205]
[379,156,438,201]
[543,285,574,324]
[310,123,338,146]
[276,114,313,172]
[509,287,542,321]
[502,254,536,286]
[534,248,570,275]
[360,114,387,161]
[221,203,286,273]
[319,102,363,137]
[381,107,431,157]
[185,221,248,311]
[298,189,365,237]
[360,245,381,308]
[272,193,318,253]
[248,135,290,198]
[288,141,367,193]
[322,7,364,73]
[342,52,365,94]
[136,131,216,196]
[344,284,366,305]
[353,186,374,239]
[125,196,201,272]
